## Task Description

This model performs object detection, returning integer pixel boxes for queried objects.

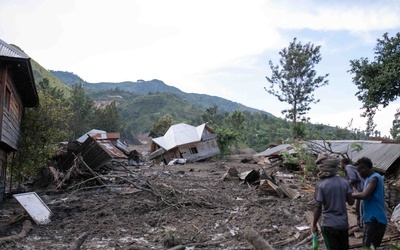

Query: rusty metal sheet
[90,132,121,140]
[96,140,127,159]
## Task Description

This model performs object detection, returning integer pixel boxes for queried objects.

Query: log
[243,226,275,250]
[0,220,32,243]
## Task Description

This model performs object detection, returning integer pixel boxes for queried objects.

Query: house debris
[221,164,302,200]
[61,131,128,172]
[254,140,400,175]
[149,123,220,164]
[36,129,149,190]
[254,144,294,167]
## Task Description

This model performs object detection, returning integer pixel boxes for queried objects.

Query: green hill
[9,44,70,97]
[50,71,272,115]
[49,70,86,87]
[31,60,71,97]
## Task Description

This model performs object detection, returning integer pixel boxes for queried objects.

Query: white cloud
[1,0,400,138]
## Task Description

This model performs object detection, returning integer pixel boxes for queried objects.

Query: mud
[0,156,397,249]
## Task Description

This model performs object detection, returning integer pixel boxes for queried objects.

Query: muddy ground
[0,153,399,250]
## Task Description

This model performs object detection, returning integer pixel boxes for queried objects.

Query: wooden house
[0,39,39,200]
[149,123,220,164]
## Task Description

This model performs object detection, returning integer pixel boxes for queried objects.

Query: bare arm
[312,202,322,233]
[352,177,377,200]
[346,192,355,206]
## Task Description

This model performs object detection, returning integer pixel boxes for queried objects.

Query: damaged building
[60,130,129,172]
[0,39,39,201]
[149,123,220,164]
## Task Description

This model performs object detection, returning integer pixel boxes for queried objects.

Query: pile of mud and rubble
[1,152,400,250]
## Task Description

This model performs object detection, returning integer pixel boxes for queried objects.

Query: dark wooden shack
[0,39,39,200]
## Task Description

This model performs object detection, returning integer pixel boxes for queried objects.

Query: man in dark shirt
[340,158,364,228]
[313,154,354,249]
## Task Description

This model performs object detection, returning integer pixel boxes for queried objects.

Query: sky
[1,0,400,136]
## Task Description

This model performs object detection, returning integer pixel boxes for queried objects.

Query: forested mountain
[50,70,271,115]
[27,61,365,151]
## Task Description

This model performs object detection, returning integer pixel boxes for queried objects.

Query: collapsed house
[149,123,220,164]
[254,144,294,167]
[255,140,400,174]
[255,140,400,207]
[60,130,129,172]
[0,39,39,201]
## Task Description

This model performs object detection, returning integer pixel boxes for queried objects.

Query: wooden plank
[280,183,301,199]
[347,209,358,228]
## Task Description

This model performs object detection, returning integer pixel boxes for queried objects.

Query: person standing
[352,157,387,249]
[312,154,354,250]
[340,158,364,228]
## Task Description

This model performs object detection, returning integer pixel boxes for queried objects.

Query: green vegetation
[25,53,374,157]
[149,115,175,137]
[50,71,271,115]
[349,32,400,134]
[30,60,71,97]
[266,38,329,139]
[14,80,124,180]
[15,79,71,180]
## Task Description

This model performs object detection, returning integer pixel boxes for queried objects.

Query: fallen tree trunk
[0,220,32,243]
[243,226,275,250]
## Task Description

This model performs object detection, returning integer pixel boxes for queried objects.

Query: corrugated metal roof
[77,129,106,143]
[256,140,400,173]
[0,39,39,107]
[254,144,294,157]
[0,39,30,59]
[153,123,208,150]
[95,140,127,159]
[90,132,121,140]
[309,140,400,173]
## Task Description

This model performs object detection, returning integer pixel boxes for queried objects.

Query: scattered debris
[0,220,32,243]
[168,158,187,165]
[242,226,275,250]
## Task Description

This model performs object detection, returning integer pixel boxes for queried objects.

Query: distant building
[0,39,39,200]
[149,123,220,164]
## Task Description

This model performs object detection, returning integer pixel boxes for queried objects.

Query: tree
[68,83,94,138]
[349,32,400,131]
[149,115,174,137]
[15,79,71,179]
[265,38,329,138]
[201,105,224,127]
[91,101,124,132]
[391,108,400,140]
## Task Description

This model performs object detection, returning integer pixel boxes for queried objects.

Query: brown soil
[0,155,398,250]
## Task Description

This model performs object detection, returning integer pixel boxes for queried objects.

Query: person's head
[340,158,350,169]
[355,157,373,178]
[315,153,340,179]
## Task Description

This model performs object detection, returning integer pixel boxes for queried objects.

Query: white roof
[153,123,207,150]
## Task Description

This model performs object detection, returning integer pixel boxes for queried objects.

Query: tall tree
[201,105,224,127]
[68,83,94,138]
[91,101,124,132]
[265,38,329,138]
[16,79,71,178]
[349,32,400,131]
